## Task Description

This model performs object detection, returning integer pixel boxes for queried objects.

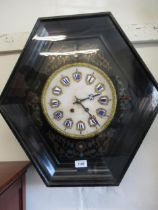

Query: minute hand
[73,93,100,104]
[80,102,100,127]
[74,98,100,126]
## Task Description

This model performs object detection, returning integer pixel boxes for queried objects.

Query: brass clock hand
[74,97,100,127]
[87,93,101,101]
[73,93,100,104]
[80,101,90,113]
[84,108,101,127]
[74,96,89,112]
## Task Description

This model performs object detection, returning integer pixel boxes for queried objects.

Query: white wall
[0,53,28,160]
[0,1,158,210]
[0,0,158,34]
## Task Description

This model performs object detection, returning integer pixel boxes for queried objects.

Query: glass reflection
[40,49,99,56]
[32,34,67,42]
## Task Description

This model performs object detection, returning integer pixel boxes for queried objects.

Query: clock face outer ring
[41,63,117,139]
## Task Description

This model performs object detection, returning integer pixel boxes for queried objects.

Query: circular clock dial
[41,63,117,139]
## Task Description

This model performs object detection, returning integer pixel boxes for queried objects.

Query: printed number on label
[75,160,87,168]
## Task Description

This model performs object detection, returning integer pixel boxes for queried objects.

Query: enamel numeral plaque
[0,13,158,187]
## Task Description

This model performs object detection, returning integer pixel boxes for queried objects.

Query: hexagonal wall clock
[0,13,158,186]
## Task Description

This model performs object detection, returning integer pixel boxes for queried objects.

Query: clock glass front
[41,63,117,139]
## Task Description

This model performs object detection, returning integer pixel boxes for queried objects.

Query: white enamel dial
[41,63,117,139]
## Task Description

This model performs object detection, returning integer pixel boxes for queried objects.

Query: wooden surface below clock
[0,161,30,210]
